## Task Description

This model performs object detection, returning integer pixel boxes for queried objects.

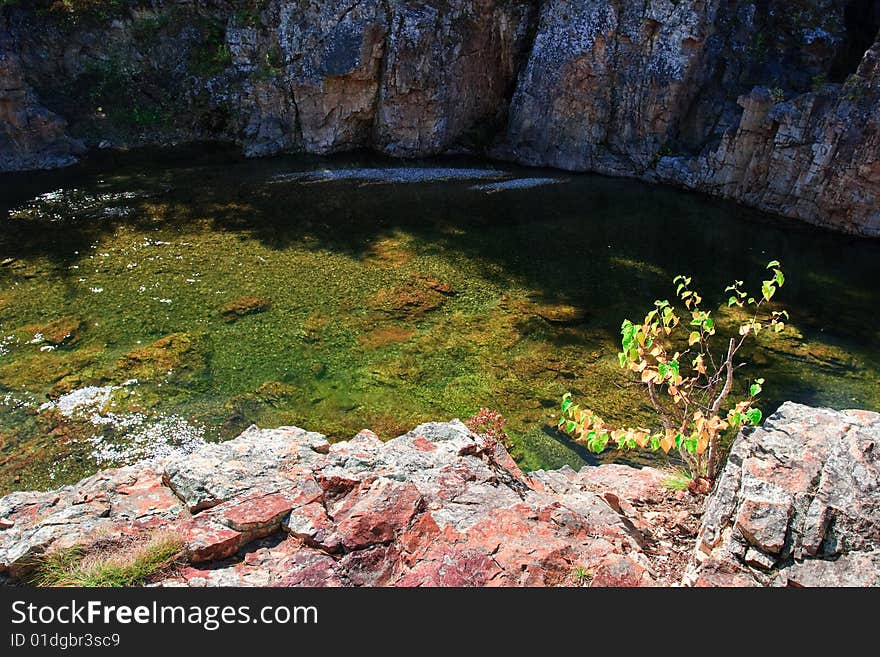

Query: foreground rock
[687,402,880,587]
[3,403,875,587]
[0,420,692,587]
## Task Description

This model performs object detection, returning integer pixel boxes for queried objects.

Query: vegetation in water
[558,261,788,483]
[0,150,877,494]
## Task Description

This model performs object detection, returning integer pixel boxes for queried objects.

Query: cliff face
[0,48,83,171]
[1,1,879,236]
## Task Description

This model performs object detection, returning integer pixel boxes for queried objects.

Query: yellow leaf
[688,331,700,346]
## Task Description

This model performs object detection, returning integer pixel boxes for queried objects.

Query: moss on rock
[113,332,208,386]
[219,296,271,322]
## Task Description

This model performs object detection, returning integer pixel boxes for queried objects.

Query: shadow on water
[4,144,879,344]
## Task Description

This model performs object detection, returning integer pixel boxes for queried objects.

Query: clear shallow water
[0,145,878,493]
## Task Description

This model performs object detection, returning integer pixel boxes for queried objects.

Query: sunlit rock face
[227,0,536,158]
[687,402,880,587]
[0,421,671,587]
[504,0,720,175]
[1,0,879,234]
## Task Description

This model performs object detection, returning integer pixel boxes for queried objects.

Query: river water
[0,146,877,493]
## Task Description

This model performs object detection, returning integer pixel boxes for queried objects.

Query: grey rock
[687,402,880,587]
[162,425,327,512]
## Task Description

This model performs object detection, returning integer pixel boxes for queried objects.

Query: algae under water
[0,146,878,493]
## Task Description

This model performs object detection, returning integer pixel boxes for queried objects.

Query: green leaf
[561,395,573,413]
[762,281,775,301]
[649,436,661,451]
[745,408,763,425]
[704,317,714,331]
[675,433,684,450]
[774,270,785,287]
[728,296,738,307]
[565,420,576,434]
[684,437,698,454]
[766,260,780,269]
[750,382,762,397]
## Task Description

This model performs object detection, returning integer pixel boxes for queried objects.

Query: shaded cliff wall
[1,1,878,236]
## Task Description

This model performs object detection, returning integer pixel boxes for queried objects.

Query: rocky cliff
[0,419,698,587]
[687,402,880,587]
[1,403,877,587]
[1,1,879,235]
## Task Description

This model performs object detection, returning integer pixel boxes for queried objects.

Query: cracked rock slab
[686,402,880,587]
[1,418,676,587]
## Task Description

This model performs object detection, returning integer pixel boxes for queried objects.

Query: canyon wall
[1,1,878,235]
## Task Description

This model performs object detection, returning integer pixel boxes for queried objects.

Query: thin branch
[646,381,673,432]
[710,338,736,415]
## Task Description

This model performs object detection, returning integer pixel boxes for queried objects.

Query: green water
[0,145,878,493]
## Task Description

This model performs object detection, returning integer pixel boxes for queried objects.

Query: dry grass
[32,531,184,587]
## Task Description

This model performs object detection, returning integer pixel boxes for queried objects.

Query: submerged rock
[114,333,207,386]
[356,326,418,350]
[219,296,271,322]
[33,316,83,347]
[0,346,102,391]
[368,275,454,320]
[687,402,880,587]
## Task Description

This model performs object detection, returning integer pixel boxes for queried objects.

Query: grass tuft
[660,466,692,492]
[33,532,184,587]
